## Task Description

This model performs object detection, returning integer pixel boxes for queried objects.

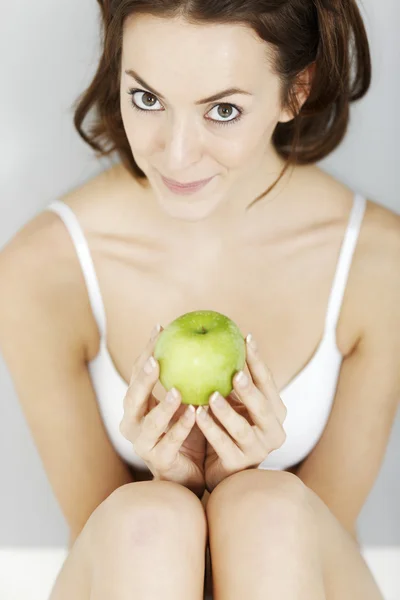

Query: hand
[195,334,288,493]
[119,325,206,498]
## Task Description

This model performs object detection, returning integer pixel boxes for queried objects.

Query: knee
[207,469,312,524]
[89,480,207,548]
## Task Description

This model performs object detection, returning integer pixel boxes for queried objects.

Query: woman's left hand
[195,334,288,493]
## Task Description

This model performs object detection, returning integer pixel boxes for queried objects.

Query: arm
[0,215,135,547]
[295,214,400,539]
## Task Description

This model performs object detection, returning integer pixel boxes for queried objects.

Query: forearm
[68,468,136,549]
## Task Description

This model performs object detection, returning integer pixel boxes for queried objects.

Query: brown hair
[73,0,371,208]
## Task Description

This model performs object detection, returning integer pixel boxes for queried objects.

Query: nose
[162,113,203,172]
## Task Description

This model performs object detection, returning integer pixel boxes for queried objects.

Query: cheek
[213,125,270,169]
[128,127,156,155]
[120,101,156,154]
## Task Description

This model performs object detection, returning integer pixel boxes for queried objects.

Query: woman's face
[120,14,292,222]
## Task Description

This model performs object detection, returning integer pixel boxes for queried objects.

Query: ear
[278,62,316,123]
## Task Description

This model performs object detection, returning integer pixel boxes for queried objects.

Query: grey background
[0,0,399,547]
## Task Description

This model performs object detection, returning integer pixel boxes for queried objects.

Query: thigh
[50,480,206,600]
[207,470,384,600]
[306,485,384,600]
[48,511,94,600]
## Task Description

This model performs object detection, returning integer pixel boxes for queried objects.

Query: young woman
[1,1,399,598]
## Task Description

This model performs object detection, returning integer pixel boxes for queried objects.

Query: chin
[155,191,223,222]
[151,170,225,221]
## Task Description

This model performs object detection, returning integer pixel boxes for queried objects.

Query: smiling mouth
[161,174,214,188]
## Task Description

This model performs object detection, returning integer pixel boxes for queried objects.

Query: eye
[127,88,244,127]
[206,104,241,124]
[129,90,162,111]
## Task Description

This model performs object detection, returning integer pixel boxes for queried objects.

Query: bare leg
[206,470,326,600]
[50,481,207,600]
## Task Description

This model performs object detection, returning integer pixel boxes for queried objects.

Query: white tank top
[45,192,367,473]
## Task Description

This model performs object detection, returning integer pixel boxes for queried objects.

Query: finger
[196,404,243,465]
[154,403,196,465]
[142,388,181,440]
[208,392,257,454]
[232,368,275,432]
[122,351,160,426]
[134,388,183,456]
[130,324,163,380]
[244,334,287,424]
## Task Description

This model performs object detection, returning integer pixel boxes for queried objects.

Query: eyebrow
[125,69,253,105]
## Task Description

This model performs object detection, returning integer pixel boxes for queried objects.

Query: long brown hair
[73,0,371,209]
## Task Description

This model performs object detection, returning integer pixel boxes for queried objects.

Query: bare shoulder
[58,162,144,224]
[0,181,114,353]
[0,163,128,266]
[359,198,400,280]
[355,197,400,340]
[0,163,141,354]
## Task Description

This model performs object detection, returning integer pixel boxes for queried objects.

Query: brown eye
[141,92,157,107]
[207,103,242,125]
[217,105,234,119]
[128,89,162,111]
[127,88,244,127]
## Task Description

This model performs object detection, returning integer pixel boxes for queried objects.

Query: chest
[86,219,359,401]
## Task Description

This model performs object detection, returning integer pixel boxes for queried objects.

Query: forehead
[122,14,273,85]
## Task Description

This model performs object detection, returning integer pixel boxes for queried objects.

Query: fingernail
[166,388,179,403]
[143,356,157,374]
[184,405,195,421]
[196,406,209,420]
[210,392,225,408]
[150,324,161,340]
[235,371,248,388]
[246,333,257,351]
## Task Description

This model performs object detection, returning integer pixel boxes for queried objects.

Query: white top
[45,192,367,473]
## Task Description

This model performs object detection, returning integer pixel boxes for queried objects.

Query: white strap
[45,200,107,340]
[324,193,367,334]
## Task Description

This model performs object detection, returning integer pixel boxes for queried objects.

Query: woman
[0,0,399,598]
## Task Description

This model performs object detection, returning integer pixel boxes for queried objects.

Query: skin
[78,14,366,484]
[119,13,309,230]
[40,13,396,600]
[103,13,359,483]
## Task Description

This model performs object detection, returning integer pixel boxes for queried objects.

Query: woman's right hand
[119,325,206,498]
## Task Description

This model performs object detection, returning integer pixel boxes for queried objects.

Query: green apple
[154,310,246,406]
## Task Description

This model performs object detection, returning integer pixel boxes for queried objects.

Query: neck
[142,145,297,246]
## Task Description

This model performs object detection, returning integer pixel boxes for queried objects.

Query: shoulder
[354,197,400,346]
[0,162,127,256]
[54,162,151,241]
[53,162,135,218]
[0,168,124,354]
[359,198,400,286]
[0,163,147,357]
[0,162,135,281]
[61,161,146,214]
[0,218,89,368]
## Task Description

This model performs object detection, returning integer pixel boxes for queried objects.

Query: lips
[161,174,213,189]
